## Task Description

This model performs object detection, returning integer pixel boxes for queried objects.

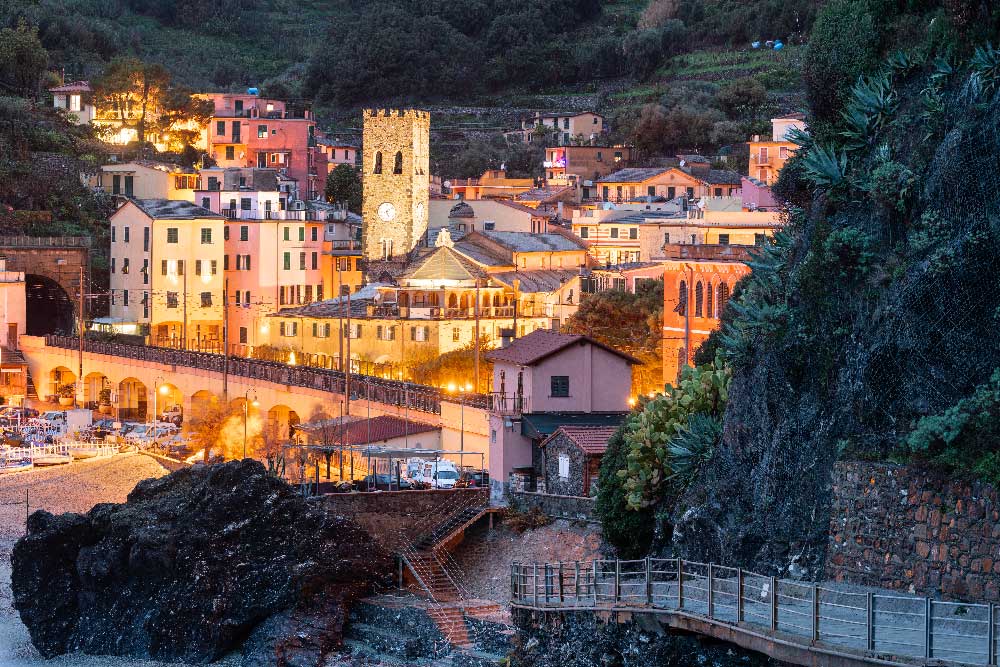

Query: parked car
[125,423,178,445]
[353,474,413,492]
[456,470,490,488]
[158,405,183,426]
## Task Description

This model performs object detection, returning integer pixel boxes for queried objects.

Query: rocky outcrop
[669,70,1000,578]
[511,608,778,667]
[11,460,391,666]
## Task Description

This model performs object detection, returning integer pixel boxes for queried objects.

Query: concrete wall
[826,461,1000,601]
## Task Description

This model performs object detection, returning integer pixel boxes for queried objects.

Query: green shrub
[595,423,654,558]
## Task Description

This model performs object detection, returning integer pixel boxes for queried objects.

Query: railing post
[574,561,580,604]
[707,564,715,618]
[737,568,744,623]
[811,584,819,642]
[677,560,684,610]
[593,560,599,604]
[925,597,933,659]
[544,564,550,603]
[989,603,997,666]
[533,564,538,607]
[866,592,875,651]
[645,557,652,606]
[559,563,564,603]
[614,560,621,604]
[770,576,778,632]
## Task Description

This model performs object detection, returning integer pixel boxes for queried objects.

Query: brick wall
[826,461,1000,601]
[324,488,487,551]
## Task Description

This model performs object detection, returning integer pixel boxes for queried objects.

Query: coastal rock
[11,459,391,666]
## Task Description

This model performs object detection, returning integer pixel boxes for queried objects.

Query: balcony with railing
[327,239,362,255]
[488,392,527,416]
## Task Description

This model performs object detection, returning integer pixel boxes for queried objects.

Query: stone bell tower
[361,109,430,263]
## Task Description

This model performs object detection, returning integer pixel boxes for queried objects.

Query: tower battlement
[363,108,430,121]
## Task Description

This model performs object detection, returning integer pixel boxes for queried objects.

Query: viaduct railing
[43,335,489,416]
[511,558,999,667]
[0,236,91,248]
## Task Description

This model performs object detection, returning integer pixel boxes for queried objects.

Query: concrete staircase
[406,550,463,602]
[427,604,472,648]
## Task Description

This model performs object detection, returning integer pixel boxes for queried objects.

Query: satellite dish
[443,180,452,189]
[679,159,686,167]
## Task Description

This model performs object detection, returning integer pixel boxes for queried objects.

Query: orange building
[661,256,749,385]
[448,170,536,200]
[748,114,807,185]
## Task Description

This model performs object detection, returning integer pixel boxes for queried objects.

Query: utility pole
[474,279,480,393]
[345,284,351,416]
[77,265,84,409]
[222,278,229,400]
[182,264,188,351]
[337,265,343,373]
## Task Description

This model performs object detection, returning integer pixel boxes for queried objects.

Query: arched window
[718,282,731,314]
[373,152,383,174]
[448,293,458,308]
[393,151,403,174]
[695,281,704,317]
[677,280,687,316]
[706,282,714,319]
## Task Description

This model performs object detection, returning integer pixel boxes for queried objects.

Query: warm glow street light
[243,388,259,460]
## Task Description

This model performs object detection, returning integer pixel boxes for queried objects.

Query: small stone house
[537,425,618,497]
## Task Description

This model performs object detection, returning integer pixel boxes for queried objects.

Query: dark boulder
[11,459,391,665]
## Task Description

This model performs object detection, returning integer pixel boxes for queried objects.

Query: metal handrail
[510,558,1000,667]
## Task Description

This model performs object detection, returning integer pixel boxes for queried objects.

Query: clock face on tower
[377,202,397,222]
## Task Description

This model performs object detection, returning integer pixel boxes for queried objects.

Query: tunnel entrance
[25,274,74,335]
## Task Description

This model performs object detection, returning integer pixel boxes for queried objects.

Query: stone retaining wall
[511,491,596,523]
[825,461,1000,601]
[324,488,488,550]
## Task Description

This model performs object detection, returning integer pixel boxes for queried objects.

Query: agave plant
[966,42,1000,100]
[666,414,723,486]
[802,143,848,189]
[887,50,916,72]
[841,71,898,149]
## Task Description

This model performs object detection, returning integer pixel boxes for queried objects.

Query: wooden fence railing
[511,559,999,666]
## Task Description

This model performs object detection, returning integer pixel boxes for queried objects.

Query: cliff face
[671,69,1000,576]
[11,460,391,666]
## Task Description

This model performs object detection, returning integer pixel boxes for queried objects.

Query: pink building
[740,176,780,211]
[192,166,331,352]
[203,93,325,200]
[316,138,359,174]
[484,329,636,500]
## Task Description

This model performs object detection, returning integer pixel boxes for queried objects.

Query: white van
[418,460,460,489]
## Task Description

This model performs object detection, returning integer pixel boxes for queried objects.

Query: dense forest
[0,0,820,101]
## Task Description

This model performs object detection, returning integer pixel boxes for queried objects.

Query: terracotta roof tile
[302,415,439,446]
[484,329,639,366]
[541,425,619,455]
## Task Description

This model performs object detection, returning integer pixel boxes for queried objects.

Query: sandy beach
[0,453,240,667]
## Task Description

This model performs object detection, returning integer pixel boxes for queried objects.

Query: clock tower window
[393,151,403,174]
[373,152,383,174]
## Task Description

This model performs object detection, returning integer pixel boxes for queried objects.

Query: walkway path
[512,558,999,667]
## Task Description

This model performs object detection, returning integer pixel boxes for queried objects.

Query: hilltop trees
[0,20,48,97]
[92,57,211,153]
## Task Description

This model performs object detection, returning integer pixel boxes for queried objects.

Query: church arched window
[718,282,731,314]
[373,152,382,174]
[393,151,403,174]
[706,282,714,319]
[695,281,704,317]
[677,280,687,316]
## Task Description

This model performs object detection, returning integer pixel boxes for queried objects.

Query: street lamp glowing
[628,397,636,407]
[288,351,297,366]
[447,382,456,393]
[251,399,260,408]
[159,385,169,395]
